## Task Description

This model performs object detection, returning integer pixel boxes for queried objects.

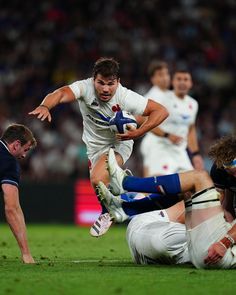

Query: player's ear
[12,140,21,151]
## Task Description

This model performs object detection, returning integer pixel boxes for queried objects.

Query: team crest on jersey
[112,104,121,112]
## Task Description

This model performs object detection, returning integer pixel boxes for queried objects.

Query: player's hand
[28,105,52,122]
[22,254,35,264]
[167,134,183,145]
[204,242,227,265]
[116,125,140,141]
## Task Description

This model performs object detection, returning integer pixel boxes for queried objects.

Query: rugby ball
[109,111,137,134]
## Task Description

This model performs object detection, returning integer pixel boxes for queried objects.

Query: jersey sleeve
[69,78,90,100]
[189,98,199,124]
[121,88,148,115]
[0,159,20,188]
[145,88,165,104]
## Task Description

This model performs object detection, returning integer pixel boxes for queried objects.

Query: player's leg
[96,181,182,222]
[108,147,214,195]
[89,152,124,237]
[126,210,189,265]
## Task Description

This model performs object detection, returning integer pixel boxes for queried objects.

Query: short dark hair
[1,124,37,148]
[173,69,191,75]
[92,57,120,79]
[209,135,236,168]
[147,60,168,78]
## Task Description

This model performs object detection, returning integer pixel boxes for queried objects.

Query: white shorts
[140,137,193,175]
[87,140,133,167]
[126,210,190,265]
[187,212,236,269]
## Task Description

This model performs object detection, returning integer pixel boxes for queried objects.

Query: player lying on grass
[0,124,36,264]
[97,148,236,269]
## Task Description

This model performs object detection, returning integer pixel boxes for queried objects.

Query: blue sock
[121,192,179,217]
[120,192,141,202]
[123,174,181,195]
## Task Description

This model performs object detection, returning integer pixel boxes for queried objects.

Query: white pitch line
[72,259,130,263]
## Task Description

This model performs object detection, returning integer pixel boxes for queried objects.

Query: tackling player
[29,57,168,237]
[97,148,236,269]
[0,124,36,263]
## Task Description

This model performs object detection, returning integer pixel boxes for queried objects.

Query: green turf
[0,224,235,295]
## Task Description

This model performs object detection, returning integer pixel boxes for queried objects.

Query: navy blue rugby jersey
[210,163,236,193]
[0,140,20,191]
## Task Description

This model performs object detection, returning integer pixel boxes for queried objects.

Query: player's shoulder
[116,82,145,100]
[145,86,170,103]
[70,77,96,101]
[0,150,18,175]
[185,94,198,105]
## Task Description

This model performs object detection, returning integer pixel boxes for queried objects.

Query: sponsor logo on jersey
[180,114,190,120]
[91,99,99,106]
[86,114,110,126]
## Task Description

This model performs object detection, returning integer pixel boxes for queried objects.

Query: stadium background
[0,0,235,223]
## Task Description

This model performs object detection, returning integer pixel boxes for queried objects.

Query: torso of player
[145,88,198,150]
[69,78,148,151]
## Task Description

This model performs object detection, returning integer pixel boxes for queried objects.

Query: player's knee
[90,174,100,187]
[90,173,107,188]
[195,170,212,184]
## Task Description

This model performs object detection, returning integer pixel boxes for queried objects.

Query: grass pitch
[0,224,235,295]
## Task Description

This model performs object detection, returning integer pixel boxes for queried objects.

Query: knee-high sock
[123,174,181,195]
[121,192,179,217]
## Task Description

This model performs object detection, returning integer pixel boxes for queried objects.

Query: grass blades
[0,224,235,295]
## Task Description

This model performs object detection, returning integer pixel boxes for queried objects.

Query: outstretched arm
[2,183,35,264]
[28,86,76,122]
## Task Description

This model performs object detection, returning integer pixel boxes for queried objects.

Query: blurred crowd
[0,0,235,181]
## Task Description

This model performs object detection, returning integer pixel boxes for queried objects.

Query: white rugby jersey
[69,78,148,152]
[145,85,171,102]
[143,90,198,150]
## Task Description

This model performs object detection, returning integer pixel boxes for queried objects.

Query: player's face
[94,74,119,102]
[151,68,170,90]
[172,72,193,97]
[12,141,32,160]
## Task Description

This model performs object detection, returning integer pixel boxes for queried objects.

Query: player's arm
[2,183,35,264]
[151,126,184,144]
[187,124,204,170]
[29,86,76,122]
[204,223,236,265]
[135,114,183,144]
[118,99,168,140]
